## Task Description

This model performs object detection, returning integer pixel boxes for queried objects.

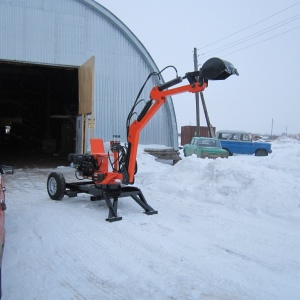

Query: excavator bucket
[200,57,239,81]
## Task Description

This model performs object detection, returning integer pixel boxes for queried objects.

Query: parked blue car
[216,130,272,156]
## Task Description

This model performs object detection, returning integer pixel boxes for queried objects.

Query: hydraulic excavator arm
[51,57,238,222]
[123,81,208,184]
[122,57,239,185]
[68,57,238,188]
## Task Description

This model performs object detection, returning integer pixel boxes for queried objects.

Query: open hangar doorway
[0,60,79,168]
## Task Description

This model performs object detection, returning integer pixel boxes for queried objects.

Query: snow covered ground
[2,137,300,300]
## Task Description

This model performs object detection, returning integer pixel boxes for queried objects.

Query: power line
[201,1,300,50]
[201,14,300,58]
[216,25,300,58]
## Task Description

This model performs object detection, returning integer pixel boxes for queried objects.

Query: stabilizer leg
[103,193,122,222]
[131,189,158,215]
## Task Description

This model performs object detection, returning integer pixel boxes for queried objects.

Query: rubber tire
[183,149,187,157]
[224,148,233,156]
[255,149,268,156]
[47,172,66,200]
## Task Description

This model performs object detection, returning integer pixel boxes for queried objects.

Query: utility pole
[200,92,214,137]
[193,48,200,136]
[271,118,273,137]
[193,48,214,138]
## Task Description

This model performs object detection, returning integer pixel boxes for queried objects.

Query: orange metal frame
[91,82,208,186]
[126,82,208,184]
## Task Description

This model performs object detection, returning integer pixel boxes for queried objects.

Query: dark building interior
[0,61,78,168]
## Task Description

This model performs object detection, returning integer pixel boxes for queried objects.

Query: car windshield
[197,139,221,148]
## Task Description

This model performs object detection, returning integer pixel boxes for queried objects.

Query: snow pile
[276,135,300,142]
[2,139,300,299]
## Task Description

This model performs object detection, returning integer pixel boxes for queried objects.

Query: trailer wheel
[47,172,66,200]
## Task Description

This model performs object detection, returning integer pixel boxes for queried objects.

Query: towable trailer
[47,169,156,222]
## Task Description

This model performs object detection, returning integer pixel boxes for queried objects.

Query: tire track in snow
[46,200,130,299]
[33,189,300,299]
[51,206,165,298]
[45,195,217,298]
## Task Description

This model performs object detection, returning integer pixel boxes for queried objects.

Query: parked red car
[0,165,13,299]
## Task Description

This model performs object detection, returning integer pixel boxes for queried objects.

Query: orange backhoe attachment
[88,82,209,186]
[125,82,208,184]
[123,57,239,185]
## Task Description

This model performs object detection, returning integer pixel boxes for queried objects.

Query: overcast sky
[97,0,300,135]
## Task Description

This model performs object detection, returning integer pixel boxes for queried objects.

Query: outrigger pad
[144,210,158,216]
[106,216,122,222]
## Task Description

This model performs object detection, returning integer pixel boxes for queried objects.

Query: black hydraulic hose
[158,77,182,91]
[137,100,153,122]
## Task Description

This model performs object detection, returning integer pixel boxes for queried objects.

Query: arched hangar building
[0,0,178,166]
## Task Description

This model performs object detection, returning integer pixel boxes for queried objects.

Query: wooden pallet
[144,148,181,165]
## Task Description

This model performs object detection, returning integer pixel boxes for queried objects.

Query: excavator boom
[124,82,208,184]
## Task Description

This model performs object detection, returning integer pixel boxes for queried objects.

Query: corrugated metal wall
[0,0,178,148]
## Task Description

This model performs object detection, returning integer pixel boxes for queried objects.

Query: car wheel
[183,149,187,157]
[255,149,268,156]
[47,172,66,200]
[224,148,232,156]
